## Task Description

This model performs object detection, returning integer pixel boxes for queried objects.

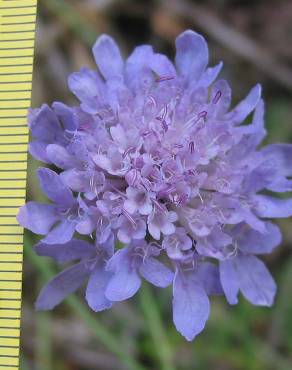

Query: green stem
[24,234,146,370]
[35,283,52,370]
[139,284,176,370]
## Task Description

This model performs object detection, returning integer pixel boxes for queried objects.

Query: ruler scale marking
[0,1,37,368]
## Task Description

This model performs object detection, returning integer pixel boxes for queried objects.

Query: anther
[189,141,195,153]
[198,110,208,119]
[212,90,222,104]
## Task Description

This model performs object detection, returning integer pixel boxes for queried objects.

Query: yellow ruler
[0,0,37,368]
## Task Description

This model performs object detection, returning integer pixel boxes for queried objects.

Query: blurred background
[22,0,292,369]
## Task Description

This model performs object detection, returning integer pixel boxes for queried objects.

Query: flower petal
[197,262,223,295]
[29,104,62,140]
[261,143,292,177]
[92,34,124,80]
[226,84,261,124]
[37,167,75,208]
[254,195,292,218]
[139,257,174,287]
[236,254,276,306]
[60,169,87,192]
[219,258,239,305]
[68,68,103,114]
[17,202,58,235]
[197,61,223,88]
[35,239,95,263]
[35,262,90,310]
[105,267,141,301]
[237,222,282,254]
[125,45,154,91]
[173,270,210,341]
[175,30,208,80]
[42,219,76,245]
[29,141,51,163]
[52,102,78,131]
[86,265,113,312]
[46,144,76,170]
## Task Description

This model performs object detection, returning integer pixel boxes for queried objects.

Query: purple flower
[18,29,292,341]
[35,236,114,312]
[18,168,81,244]
[105,240,173,301]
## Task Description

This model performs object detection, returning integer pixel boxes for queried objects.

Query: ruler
[0,0,37,368]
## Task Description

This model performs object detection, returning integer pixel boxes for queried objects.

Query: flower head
[18,30,292,341]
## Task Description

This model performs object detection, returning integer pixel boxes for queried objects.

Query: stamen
[162,105,168,121]
[152,198,166,213]
[147,95,157,106]
[212,90,222,104]
[156,105,168,131]
[165,185,177,195]
[127,169,138,186]
[198,192,204,204]
[123,146,136,158]
[142,178,152,191]
[177,193,188,206]
[122,208,137,228]
[189,141,195,153]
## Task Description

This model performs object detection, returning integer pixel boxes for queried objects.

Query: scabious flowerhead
[18,30,292,341]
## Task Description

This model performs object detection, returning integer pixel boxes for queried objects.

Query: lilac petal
[236,254,276,306]
[75,217,95,235]
[46,144,77,170]
[197,61,223,88]
[35,262,90,310]
[52,101,78,131]
[175,30,208,80]
[35,239,95,263]
[29,141,51,163]
[150,53,176,78]
[29,104,62,140]
[105,268,141,301]
[254,195,292,218]
[92,34,124,80]
[226,84,261,124]
[261,144,292,177]
[86,266,113,312]
[237,222,282,254]
[37,167,75,208]
[125,45,154,91]
[17,202,58,235]
[99,233,115,258]
[106,248,129,273]
[105,248,141,301]
[60,169,87,192]
[148,221,161,240]
[219,259,239,305]
[139,257,174,287]
[68,68,103,114]
[197,262,223,295]
[42,219,76,245]
[173,270,210,341]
